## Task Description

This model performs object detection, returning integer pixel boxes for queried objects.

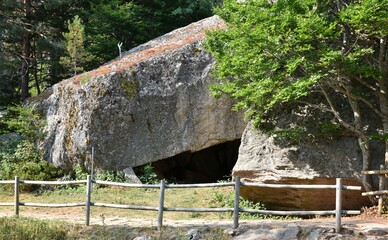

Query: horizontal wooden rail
[0,180,14,184]
[21,180,87,185]
[361,170,388,175]
[93,202,158,211]
[165,182,234,188]
[342,185,362,191]
[241,182,361,191]
[20,202,86,208]
[362,190,388,196]
[241,209,335,215]
[93,180,159,188]
[164,207,233,212]
[0,203,14,206]
[239,209,360,215]
[362,165,387,217]
[242,182,336,189]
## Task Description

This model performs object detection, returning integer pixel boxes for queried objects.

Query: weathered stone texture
[233,123,371,210]
[41,16,245,170]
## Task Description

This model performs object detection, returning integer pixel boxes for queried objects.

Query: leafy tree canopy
[205,0,388,188]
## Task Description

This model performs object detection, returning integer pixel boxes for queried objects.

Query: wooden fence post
[85,175,92,226]
[158,180,166,229]
[14,176,19,216]
[233,176,240,229]
[378,164,385,216]
[335,178,342,233]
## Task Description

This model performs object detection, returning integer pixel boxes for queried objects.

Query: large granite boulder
[40,16,245,170]
[233,123,372,210]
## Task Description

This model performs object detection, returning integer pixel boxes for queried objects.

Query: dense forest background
[0,0,221,106]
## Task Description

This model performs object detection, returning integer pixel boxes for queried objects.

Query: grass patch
[0,216,79,240]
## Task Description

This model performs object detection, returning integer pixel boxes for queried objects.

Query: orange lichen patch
[68,17,226,86]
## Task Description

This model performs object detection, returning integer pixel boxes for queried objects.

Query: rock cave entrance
[151,139,241,183]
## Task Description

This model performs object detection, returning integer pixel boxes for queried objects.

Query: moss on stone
[79,74,91,85]
[120,71,138,99]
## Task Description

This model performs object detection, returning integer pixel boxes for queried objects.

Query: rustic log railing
[362,165,388,216]
[0,176,362,233]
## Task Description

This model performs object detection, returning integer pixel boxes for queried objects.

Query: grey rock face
[123,167,141,183]
[41,16,245,170]
[233,123,371,210]
[232,224,300,240]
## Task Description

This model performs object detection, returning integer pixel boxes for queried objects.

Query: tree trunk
[380,79,388,171]
[32,39,41,95]
[347,96,374,193]
[21,0,31,102]
[378,37,388,170]
[358,136,373,192]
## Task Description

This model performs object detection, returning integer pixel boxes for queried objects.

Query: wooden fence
[0,176,362,233]
[362,164,388,216]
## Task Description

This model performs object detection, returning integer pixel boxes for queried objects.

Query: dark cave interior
[151,139,241,183]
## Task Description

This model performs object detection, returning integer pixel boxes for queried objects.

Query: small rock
[364,228,388,236]
[224,228,239,236]
[308,228,324,240]
[198,226,210,232]
[186,229,199,240]
[133,236,150,240]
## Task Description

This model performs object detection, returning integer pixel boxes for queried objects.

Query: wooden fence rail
[0,176,362,233]
[361,164,387,216]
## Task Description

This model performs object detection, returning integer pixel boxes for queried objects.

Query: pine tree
[60,15,92,76]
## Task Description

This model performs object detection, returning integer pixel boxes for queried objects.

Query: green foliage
[210,188,267,219]
[73,164,88,180]
[72,164,126,182]
[134,163,159,184]
[84,0,218,67]
[205,0,336,126]
[318,122,342,138]
[0,106,61,190]
[270,127,307,144]
[95,170,126,182]
[79,74,91,85]
[0,105,45,141]
[205,0,388,129]
[0,141,62,191]
[370,133,388,141]
[60,15,94,76]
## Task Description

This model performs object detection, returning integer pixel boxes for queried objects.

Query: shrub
[210,188,268,219]
[0,106,62,191]
[0,141,62,191]
[95,169,126,182]
[134,163,159,184]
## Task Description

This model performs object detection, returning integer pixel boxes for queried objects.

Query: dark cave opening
[151,139,241,183]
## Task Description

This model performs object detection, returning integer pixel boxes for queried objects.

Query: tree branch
[319,83,362,137]
[351,74,378,92]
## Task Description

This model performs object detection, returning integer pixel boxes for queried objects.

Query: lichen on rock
[40,15,245,171]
